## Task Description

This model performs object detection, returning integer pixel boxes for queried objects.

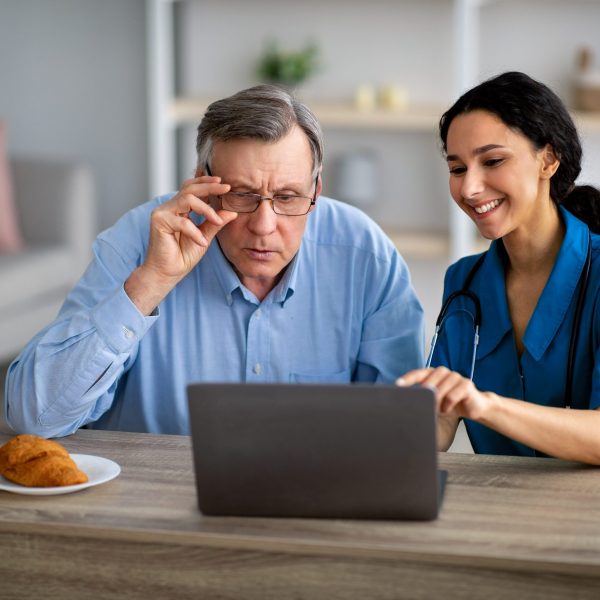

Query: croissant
[0,434,88,487]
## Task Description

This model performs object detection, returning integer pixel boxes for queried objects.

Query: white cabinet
[146,0,600,261]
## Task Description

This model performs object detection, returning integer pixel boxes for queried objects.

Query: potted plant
[257,40,319,88]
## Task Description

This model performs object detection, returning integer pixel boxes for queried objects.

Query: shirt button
[255,309,262,318]
[253,363,262,375]
[122,326,134,340]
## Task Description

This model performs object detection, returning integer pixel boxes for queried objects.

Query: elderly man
[6,85,424,436]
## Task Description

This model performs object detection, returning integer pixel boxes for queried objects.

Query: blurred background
[2,0,600,447]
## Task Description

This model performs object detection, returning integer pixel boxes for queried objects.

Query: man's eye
[231,192,257,198]
[274,195,296,202]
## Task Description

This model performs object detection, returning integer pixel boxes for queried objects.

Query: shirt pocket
[289,368,352,384]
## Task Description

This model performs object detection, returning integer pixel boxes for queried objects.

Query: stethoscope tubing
[427,233,592,407]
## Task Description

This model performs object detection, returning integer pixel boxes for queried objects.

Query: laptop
[187,383,446,520]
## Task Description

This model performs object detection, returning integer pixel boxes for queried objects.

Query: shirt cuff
[91,285,158,354]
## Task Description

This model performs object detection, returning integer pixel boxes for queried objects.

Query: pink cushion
[0,121,24,252]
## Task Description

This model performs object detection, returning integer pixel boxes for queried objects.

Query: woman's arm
[398,367,600,465]
[437,414,460,451]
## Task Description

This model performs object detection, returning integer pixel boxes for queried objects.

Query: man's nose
[247,198,278,234]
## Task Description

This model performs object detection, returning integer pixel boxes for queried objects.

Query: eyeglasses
[205,164,317,216]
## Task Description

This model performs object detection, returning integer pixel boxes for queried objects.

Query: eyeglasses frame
[204,164,318,216]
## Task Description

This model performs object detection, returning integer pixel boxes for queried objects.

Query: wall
[0,0,148,232]
[175,0,600,234]
[480,0,600,189]
[176,0,453,233]
[1,0,600,232]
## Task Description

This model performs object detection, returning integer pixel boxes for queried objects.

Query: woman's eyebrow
[446,144,506,162]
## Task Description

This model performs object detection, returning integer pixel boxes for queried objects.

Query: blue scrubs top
[432,207,600,456]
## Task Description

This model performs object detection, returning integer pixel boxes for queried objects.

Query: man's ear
[540,145,560,180]
[308,173,323,214]
[315,172,323,198]
[195,166,205,178]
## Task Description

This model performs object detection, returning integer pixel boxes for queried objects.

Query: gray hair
[196,84,324,179]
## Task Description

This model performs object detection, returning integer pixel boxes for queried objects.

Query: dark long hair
[439,71,600,233]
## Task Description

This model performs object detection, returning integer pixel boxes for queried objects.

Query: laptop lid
[187,383,445,520]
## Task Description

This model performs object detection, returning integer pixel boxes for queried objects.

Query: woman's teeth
[474,198,503,214]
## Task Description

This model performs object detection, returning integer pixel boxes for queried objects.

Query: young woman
[398,71,600,464]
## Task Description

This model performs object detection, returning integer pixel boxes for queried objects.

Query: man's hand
[125,176,238,315]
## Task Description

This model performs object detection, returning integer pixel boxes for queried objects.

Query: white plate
[0,453,121,495]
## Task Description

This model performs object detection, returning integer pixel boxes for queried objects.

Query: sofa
[0,158,95,363]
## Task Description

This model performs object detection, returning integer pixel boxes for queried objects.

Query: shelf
[304,102,442,132]
[149,0,600,263]
[169,97,442,132]
[171,97,600,135]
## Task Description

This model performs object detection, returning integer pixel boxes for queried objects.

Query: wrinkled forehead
[210,126,315,184]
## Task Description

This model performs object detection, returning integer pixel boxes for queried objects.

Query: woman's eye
[449,166,466,175]
[484,158,504,167]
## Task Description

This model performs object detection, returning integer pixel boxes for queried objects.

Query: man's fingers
[170,182,231,224]
[181,175,224,187]
[157,212,209,247]
[200,210,238,242]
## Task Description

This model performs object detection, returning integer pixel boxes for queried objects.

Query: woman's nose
[461,168,485,200]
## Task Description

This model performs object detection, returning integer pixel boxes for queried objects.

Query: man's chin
[235,261,289,289]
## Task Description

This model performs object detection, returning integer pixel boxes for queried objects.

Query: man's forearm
[6,326,127,437]
[6,284,154,437]
[124,265,180,317]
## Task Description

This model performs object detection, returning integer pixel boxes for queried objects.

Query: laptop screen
[187,383,444,520]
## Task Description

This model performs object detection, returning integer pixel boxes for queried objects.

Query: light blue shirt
[432,207,600,456]
[6,195,425,436]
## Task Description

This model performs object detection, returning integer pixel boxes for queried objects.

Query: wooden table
[1,429,600,599]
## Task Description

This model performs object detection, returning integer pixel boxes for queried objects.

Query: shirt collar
[523,206,590,360]
[271,251,299,305]
[207,239,299,306]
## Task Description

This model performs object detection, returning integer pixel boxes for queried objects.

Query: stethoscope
[425,234,592,408]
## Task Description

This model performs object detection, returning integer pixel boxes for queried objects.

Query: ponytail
[562,185,600,234]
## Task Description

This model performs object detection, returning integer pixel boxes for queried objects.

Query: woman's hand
[396,366,496,421]
[398,368,600,465]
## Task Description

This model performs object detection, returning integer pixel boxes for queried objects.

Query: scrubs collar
[470,243,512,359]
[473,207,590,361]
[522,207,590,360]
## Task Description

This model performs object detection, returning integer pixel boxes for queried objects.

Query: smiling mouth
[474,198,504,215]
